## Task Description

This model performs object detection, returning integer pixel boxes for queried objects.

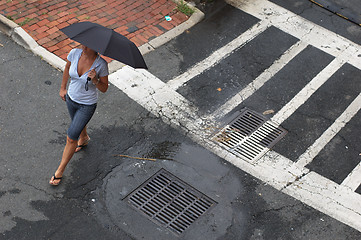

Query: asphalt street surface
[1,0,361,239]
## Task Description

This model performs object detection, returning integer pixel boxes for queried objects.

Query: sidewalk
[0,0,192,62]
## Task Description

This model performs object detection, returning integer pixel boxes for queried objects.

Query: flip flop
[50,173,62,186]
[75,137,90,153]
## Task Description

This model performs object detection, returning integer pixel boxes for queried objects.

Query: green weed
[19,17,33,26]
[177,0,194,16]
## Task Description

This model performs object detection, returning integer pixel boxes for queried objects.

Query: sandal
[49,173,62,186]
[75,137,90,153]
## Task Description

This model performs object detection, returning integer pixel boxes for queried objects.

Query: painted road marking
[167,20,269,90]
[210,40,308,120]
[342,162,361,191]
[271,58,345,124]
[109,0,361,232]
[110,66,361,232]
[226,0,361,70]
[296,92,361,168]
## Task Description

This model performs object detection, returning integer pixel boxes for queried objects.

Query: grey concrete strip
[0,14,67,71]
[0,14,17,36]
[0,2,204,74]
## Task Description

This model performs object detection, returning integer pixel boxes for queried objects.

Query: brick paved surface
[0,0,189,61]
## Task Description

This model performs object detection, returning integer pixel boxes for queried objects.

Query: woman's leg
[49,136,77,185]
[75,126,90,152]
[79,126,88,141]
[50,96,96,185]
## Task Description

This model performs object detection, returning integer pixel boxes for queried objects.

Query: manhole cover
[125,169,217,236]
[212,108,287,162]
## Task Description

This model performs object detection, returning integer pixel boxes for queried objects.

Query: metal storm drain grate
[125,169,217,236]
[212,108,287,162]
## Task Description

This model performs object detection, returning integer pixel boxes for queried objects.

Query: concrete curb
[0,2,204,73]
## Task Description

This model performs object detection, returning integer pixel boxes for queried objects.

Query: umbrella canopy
[60,22,147,69]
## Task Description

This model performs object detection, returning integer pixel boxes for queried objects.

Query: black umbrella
[60,21,147,69]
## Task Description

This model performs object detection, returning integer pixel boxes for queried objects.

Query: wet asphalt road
[1,0,361,239]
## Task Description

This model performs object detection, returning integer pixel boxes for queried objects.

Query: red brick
[62,45,72,53]
[143,17,157,25]
[14,17,26,24]
[126,14,138,22]
[67,18,78,25]
[37,19,50,27]
[57,39,72,48]
[27,13,38,19]
[27,24,40,31]
[87,16,98,22]
[38,8,48,14]
[46,21,59,28]
[43,39,58,48]
[55,34,68,42]
[56,21,69,29]
[126,32,135,39]
[131,1,143,9]
[57,15,73,23]
[114,25,128,32]
[109,2,119,9]
[35,32,48,40]
[97,17,109,24]
[49,31,61,40]
[55,1,68,8]
[69,41,80,48]
[105,18,118,26]
[37,37,51,45]
[77,14,90,21]
[147,27,162,37]
[75,9,87,15]
[79,2,92,9]
[53,48,67,57]
[46,26,59,35]
[130,36,144,47]
[6,6,17,12]
[151,2,162,10]
[136,33,148,42]
[170,13,183,24]
[25,7,38,15]
[57,11,69,18]
[36,25,50,33]
[159,21,173,31]
[67,2,80,9]
[37,14,49,20]
[135,21,146,29]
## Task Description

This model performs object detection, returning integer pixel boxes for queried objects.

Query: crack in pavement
[285,176,361,217]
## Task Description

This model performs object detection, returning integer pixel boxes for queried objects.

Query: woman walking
[49,45,109,186]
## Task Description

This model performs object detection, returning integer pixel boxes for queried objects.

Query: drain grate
[212,108,287,162]
[125,169,217,236]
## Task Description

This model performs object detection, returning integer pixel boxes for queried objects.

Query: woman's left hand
[88,69,97,82]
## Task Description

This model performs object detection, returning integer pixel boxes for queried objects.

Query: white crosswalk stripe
[227,0,361,69]
[342,162,361,191]
[210,40,308,120]
[109,0,361,232]
[167,20,269,90]
[271,58,345,124]
[296,92,361,168]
